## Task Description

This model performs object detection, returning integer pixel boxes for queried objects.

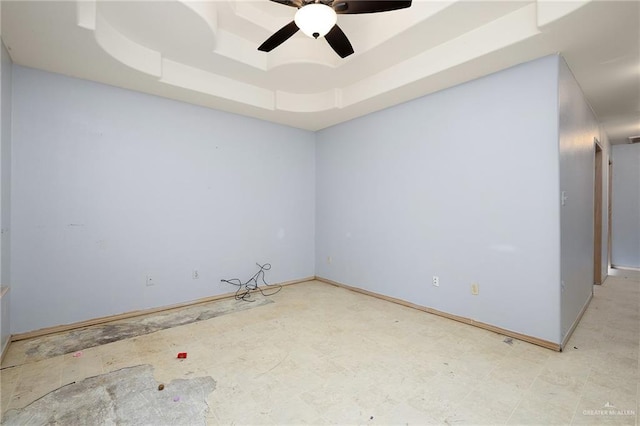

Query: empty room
[1,0,639,424]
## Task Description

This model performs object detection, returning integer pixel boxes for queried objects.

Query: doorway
[593,141,603,284]
[607,159,613,271]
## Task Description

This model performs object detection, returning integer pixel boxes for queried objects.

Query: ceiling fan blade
[258,21,299,52]
[332,0,411,14]
[268,0,303,8]
[325,25,354,58]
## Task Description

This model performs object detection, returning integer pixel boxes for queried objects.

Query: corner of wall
[557,54,601,342]
[0,33,12,352]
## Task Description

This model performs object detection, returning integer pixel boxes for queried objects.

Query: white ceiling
[2,0,638,143]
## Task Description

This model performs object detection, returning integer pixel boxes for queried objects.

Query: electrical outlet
[146,275,155,286]
[432,276,439,287]
[192,270,199,280]
[471,283,479,295]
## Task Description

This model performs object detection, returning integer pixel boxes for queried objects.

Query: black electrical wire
[220,263,282,301]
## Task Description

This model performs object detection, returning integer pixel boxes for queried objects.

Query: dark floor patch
[21,296,273,364]
[2,365,216,425]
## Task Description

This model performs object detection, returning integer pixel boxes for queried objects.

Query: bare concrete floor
[2,272,638,425]
[3,365,216,425]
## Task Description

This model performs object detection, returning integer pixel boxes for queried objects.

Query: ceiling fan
[258,0,412,58]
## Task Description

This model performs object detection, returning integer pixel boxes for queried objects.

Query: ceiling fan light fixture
[294,4,337,39]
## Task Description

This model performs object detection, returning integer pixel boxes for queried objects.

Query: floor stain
[18,297,273,365]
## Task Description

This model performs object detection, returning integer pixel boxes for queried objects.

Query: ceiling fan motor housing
[294,3,337,39]
[258,0,412,58]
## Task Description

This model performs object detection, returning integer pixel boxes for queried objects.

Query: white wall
[611,143,640,268]
[11,66,315,334]
[557,58,602,341]
[316,56,562,343]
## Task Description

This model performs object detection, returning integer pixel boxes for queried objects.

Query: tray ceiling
[2,0,638,142]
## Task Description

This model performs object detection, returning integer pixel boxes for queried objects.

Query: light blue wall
[316,56,562,343]
[1,38,12,352]
[11,66,316,333]
[611,143,640,268]
[1,42,10,286]
[8,54,611,344]
[558,57,602,341]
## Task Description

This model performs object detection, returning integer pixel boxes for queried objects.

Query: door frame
[607,158,612,271]
[593,139,603,284]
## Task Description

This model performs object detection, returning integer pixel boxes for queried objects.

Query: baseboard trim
[1,286,10,363]
[611,265,640,272]
[561,291,593,351]
[12,276,315,342]
[316,276,561,351]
